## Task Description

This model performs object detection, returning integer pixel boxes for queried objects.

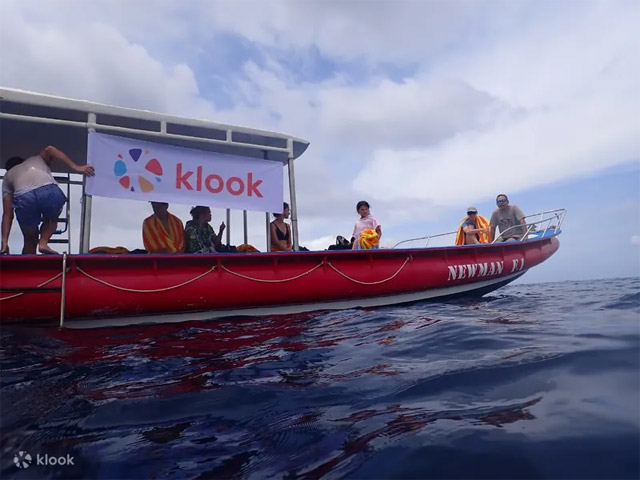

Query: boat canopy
[0,87,309,251]
[0,87,309,173]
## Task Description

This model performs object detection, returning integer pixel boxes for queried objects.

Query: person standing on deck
[1,146,95,255]
[489,194,527,242]
[352,200,382,249]
[142,202,185,253]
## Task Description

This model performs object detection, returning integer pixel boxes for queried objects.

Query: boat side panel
[0,237,559,324]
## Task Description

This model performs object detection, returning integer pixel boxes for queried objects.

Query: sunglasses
[467,212,477,215]
[496,199,508,204]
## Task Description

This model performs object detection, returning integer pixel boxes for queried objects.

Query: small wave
[605,291,640,310]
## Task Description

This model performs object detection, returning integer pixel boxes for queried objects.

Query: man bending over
[1,146,95,255]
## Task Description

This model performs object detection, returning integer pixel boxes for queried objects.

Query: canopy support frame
[79,113,96,253]
[1,88,308,255]
[287,139,299,251]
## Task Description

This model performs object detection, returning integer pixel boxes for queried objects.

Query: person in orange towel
[455,206,490,245]
[142,202,185,253]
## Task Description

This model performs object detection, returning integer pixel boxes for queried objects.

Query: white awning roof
[0,87,310,174]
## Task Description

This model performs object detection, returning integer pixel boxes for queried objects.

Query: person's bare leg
[38,218,60,254]
[19,224,39,254]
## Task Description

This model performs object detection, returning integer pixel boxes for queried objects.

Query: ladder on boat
[41,173,84,252]
[50,174,74,252]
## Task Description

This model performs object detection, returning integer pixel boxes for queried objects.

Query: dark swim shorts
[13,183,67,228]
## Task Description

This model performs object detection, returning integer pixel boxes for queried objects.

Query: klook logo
[114,148,164,193]
[176,164,263,197]
[13,451,75,469]
[13,451,32,469]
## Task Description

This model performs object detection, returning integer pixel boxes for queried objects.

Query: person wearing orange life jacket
[455,206,490,245]
[142,202,185,253]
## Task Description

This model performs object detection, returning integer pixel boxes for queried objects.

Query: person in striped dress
[142,202,185,253]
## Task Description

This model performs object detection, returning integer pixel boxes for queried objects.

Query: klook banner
[86,132,284,212]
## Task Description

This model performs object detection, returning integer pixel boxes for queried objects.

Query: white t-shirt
[2,155,55,198]
[352,214,380,240]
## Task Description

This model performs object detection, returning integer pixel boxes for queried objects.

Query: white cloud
[317,77,516,151]
[354,88,638,207]
[190,1,640,221]
[349,0,640,207]
[632,235,640,246]
[0,3,213,117]
[1,0,639,267]
[203,0,501,64]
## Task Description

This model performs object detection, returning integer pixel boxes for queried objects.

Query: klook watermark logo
[13,451,31,469]
[13,451,75,469]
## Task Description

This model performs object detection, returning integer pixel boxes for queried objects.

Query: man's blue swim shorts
[13,183,67,228]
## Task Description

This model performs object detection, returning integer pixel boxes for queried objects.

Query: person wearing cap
[455,206,490,245]
[489,194,526,242]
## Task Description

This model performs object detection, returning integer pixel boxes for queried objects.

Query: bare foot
[38,245,60,255]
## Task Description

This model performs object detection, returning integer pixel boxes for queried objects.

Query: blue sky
[0,0,638,282]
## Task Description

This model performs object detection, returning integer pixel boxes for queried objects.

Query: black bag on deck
[327,235,352,250]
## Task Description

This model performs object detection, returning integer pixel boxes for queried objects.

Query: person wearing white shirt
[1,146,94,255]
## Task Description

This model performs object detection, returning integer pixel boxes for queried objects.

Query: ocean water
[1,277,639,480]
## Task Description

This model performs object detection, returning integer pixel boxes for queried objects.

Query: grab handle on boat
[59,253,67,328]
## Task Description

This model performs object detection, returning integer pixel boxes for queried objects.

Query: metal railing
[393,208,566,249]
[493,208,566,243]
[393,230,457,248]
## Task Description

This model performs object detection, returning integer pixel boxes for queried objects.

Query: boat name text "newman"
[176,164,263,197]
[447,258,525,281]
